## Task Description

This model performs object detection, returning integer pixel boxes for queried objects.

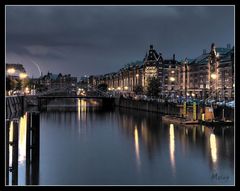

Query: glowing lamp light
[136,74,139,77]
[186,93,190,96]
[25,87,30,94]
[211,73,217,80]
[7,68,16,75]
[108,88,111,91]
[171,71,175,74]
[19,73,28,79]
[117,87,121,90]
[124,86,128,90]
[192,93,195,97]
[170,77,175,82]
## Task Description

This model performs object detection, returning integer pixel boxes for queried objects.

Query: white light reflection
[169,124,176,175]
[77,99,87,121]
[210,133,218,164]
[77,99,81,120]
[9,121,13,168]
[134,126,141,166]
[18,113,27,164]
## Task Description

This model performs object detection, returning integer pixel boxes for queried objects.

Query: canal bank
[114,97,234,122]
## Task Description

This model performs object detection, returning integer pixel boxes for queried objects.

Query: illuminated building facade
[89,44,234,100]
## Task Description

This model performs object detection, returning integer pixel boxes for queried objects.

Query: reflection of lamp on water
[210,133,217,164]
[19,113,27,164]
[9,121,13,168]
[134,126,141,166]
[169,124,175,175]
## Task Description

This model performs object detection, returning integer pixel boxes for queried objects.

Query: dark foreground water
[6,98,234,185]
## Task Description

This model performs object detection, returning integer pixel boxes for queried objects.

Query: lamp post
[19,73,28,95]
[136,74,139,86]
[169,76,175,102]
[183,59,188,117]
[7,68,16,95]
[208,43,219,121]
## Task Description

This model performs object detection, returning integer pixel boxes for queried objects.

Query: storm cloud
[6,5,234,78]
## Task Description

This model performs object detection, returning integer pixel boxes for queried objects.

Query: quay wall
[114,98,180,116]
[114,98,234,121]
[6,96,25,119]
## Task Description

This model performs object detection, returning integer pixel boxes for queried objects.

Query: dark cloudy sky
[6,5,234,78]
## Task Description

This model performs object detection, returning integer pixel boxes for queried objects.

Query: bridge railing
[36,84,73,96]
[87,85,114,98]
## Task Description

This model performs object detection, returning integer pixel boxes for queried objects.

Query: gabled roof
[51,74,58,80]
[189,46,233,65]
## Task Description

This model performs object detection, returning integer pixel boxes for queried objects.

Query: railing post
[12,120,19,185]
[6,120,10,185]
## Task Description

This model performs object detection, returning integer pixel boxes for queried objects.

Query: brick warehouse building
[89,44,234,100]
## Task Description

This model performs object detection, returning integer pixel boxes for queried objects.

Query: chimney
[173,54,175,61]
[227,44,231,49]
[203,49,206,54]
[150,45,153,50]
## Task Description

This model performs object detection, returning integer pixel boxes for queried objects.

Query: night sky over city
[6,5,234,78]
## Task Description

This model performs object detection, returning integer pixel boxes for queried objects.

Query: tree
[6,77,16,92]
[97,83,108,92]
[147,77,161,97]
[133,85,143,95]
[15,79,22,90]
[6,77,12,91]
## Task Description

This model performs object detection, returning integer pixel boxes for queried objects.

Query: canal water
[6,98,234,185]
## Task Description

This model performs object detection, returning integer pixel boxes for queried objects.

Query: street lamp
[170,77,175,82]
[124,86,128,91]
[19,73,28,79]
[19,73,28,95]
[136,74,139,86]
[7,68,16,75]
[210,73,217,80]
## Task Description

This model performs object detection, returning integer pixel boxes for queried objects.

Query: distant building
[38,72,77,89]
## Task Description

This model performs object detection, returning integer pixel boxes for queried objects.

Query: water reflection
[9,121,13,169]
[5,100,234,185]
[169,124,175,175]
[19,114,27,164]
[6,112,40,186]
[210,133,218,166]
[134,126,141,167]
